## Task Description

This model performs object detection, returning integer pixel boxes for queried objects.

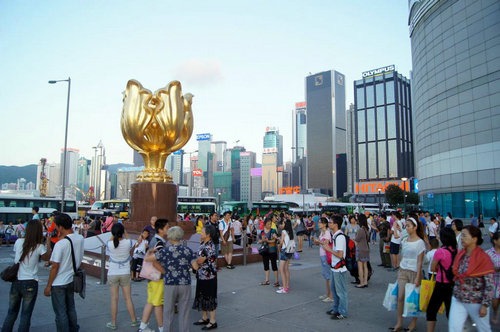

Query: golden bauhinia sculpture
[121,79,194,182]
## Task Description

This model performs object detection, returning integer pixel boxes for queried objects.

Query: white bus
[0,194,78,223]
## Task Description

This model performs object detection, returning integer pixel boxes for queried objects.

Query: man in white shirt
[44,212,85,332]
[322,214,348,320]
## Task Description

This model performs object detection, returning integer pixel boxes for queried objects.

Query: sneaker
[331,314,347,320]
[106,322,117,330]
[131,320,140,327]
[322,297,334,303]
[326,310,339,315]
[137,327,154,332]
[276,287,289,294]
[319,294,327,300]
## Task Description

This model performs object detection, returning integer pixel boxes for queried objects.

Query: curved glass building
[408,0,500,218]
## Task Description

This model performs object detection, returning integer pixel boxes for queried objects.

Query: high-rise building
[133,150,144,167]
[250,167,262,202]
[211,141,227,172]
[166,151,183,185]
[353,65,414,202]
[240,151,256,202]
[76,157,90,201]
[306,70,347,198]
[262,127,283,195]
[409,0,500,218]
[230,146,245,201]
[294,102,307,161]
[60,148,80,199]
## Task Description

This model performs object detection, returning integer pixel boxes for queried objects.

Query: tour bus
[0,194,78,223]
[250,201,290,217]
[177,196,217,216]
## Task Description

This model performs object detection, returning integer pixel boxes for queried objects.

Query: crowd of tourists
[2,206,500,332]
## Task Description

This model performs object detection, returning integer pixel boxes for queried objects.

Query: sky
[0,0,412,167]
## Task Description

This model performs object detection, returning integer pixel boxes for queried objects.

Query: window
[366,84,375,108]
[388,140,397,177]
[378,141,387,178]
[387,105,396,139]
[356,87,365,109]
[357,110,366,142]
[358,143,367,180]
[368,142,377,178]
[386,80,395,104]
[377,107,386,140]
[366,108,375,141]
[376,83,385,106]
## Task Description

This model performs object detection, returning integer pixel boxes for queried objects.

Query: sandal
[273,282,280,287]
[260,280,270,285]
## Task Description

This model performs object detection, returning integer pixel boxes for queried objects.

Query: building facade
[306,70,347,198]
[240,151,256,202]
[353,66,414,202]
[409,0,500,218]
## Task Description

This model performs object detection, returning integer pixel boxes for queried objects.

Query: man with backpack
[322,214,349,320]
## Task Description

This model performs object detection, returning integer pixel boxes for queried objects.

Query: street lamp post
[401,177,408,217]
[378,188,382,210]
[49,77,71,213]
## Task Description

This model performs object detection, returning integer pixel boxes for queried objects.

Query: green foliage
[407,192,419,205]
[385,184,404,206]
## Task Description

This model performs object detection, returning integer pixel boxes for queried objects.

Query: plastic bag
[403,283,421,317]
[383,282,398,311]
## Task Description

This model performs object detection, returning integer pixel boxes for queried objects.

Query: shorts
[320,255,331,280]
[131,258,143,272]
[279,250,293,261]
[390,242,400,255]
[397,268,418,284]
[108,274,131,287]
[147,280,164,306]
[221,241,233,255]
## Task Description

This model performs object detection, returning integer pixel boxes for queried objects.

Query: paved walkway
[0,240,491,331]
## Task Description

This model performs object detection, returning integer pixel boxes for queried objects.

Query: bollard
[100,244,106,285]
[242,232,247,266]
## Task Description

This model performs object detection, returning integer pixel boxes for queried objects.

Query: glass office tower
[353,66,414,201]
[306,70,347,198]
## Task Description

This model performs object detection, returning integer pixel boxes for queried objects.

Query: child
[131,229,149,281]
[424,238,439,279]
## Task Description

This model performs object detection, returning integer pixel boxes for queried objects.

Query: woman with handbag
[192,224,219,330]
[2,220,50,332]
[258,217,279,287]
[106,223,139,330]
[426,227,457,332]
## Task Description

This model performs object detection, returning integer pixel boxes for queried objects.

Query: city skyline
[0,1,412,167]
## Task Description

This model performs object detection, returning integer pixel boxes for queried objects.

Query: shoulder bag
[66,236,86,299]
[1,248,29,282]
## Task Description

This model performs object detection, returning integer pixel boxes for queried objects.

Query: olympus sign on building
[362,65,395,78]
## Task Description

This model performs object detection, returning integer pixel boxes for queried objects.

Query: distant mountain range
[0,163,134,185]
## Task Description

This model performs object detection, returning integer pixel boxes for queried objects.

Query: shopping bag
[419,276,445,314]
[383,282,398,311]
[139,260,162,281]
[403,283,421,317]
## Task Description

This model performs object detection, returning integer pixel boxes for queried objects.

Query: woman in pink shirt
[426,228,457,332]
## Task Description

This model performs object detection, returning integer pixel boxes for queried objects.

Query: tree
[385,184,404,206]
[407,192,419,205]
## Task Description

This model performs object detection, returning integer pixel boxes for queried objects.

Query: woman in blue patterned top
[192,224,218,330]
[153,226,196,332]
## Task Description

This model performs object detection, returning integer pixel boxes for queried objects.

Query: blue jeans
[51,282,79,332]
[330,270,348,316]
[1,279,38,332]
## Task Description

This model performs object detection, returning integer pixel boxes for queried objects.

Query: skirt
[192,277,218,312]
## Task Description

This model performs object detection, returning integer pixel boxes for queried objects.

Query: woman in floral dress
[192,224,219,330]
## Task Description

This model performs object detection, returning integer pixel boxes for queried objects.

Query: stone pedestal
[126,182,177,233]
